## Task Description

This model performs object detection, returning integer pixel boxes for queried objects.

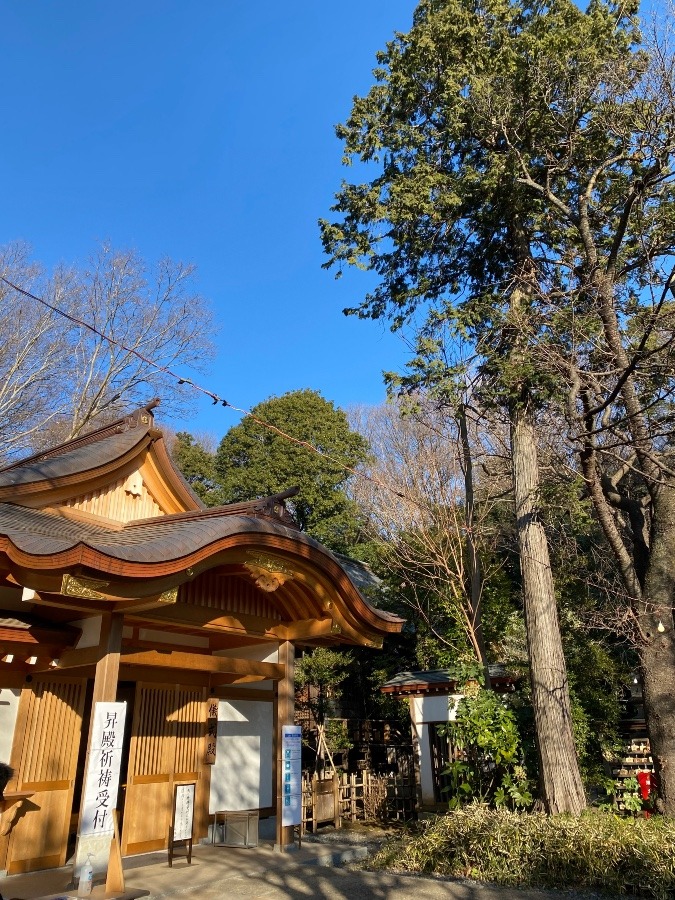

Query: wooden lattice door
[121,683,208,856]
[5,677,86,874]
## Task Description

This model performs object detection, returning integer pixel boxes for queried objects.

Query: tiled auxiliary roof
[0,612,80,645]
[381,666,518,695]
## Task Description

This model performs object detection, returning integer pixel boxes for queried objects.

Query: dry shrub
[370,805,675,898]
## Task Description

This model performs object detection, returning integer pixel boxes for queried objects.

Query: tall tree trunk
[590,275,675,814]
[640,484,675,815]
[457,404,490,683]
[511,403,586,815]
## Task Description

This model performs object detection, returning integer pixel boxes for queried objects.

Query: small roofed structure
[0,405,403,876]
[381,666,518,697]
[381,667,519,807]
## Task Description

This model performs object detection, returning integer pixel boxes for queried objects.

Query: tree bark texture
[590,274,675,814]
[640,485,675,815]
[511,406,587,815]
[458,404,489,675]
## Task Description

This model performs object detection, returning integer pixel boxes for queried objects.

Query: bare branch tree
[350,399,503,667]
[0,242,216,460]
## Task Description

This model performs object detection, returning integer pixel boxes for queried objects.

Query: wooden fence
[301,770,417,832]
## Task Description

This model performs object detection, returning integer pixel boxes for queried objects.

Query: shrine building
[0,405,403,875]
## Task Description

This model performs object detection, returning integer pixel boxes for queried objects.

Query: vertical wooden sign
[205,697,218,765]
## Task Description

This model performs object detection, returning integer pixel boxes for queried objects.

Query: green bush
[370,805,675,898]
[440,687,532,810]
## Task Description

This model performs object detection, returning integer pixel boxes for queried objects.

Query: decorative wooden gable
[0,407,202,525]
[60,466,164,523]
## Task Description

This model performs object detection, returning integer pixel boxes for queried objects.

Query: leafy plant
[323,719,353,757]
[439,687,532,810]
[619,777,645,816]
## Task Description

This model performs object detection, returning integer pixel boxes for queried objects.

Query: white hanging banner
[80,702,127,836]
[281,724,302,826]
[75,701,127,879]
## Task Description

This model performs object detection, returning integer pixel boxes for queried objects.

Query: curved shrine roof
[0,407,203,510]
[0,427,148,488]
[0,407,404,641]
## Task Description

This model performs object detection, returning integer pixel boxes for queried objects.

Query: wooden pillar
[66,613,124,885]
[82,612,124,779]
[275,640,295,851]
[72,613,124,884]
[91,613,124,709]
[84,613,124,750]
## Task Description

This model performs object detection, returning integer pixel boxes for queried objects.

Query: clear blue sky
[1,2,417,437]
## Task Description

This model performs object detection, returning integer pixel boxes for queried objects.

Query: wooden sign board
[168,782,195,867]
[205,697,218,765]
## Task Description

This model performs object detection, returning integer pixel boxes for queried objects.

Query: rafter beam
[118,648,284,680]
[133,605,285,639]
[276,618,337,641]
[45,645,101,671]
[133,606,339,643]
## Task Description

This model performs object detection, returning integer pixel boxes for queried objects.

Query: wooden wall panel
[63,472,163,523]
[174,689,204,776]
[5,677,86,875]
[121,683,208,857]
[128,686,173,778]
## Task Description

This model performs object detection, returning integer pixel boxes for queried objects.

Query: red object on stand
[636,771,652,799]
[636,770,655,816]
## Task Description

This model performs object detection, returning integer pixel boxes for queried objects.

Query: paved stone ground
[1,833,609,900]
[145,865,604,900]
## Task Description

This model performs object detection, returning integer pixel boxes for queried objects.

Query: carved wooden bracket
[244,565,289,593]
[243,554,294,593]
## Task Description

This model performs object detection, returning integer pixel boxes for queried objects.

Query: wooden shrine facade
[0,407,402,874]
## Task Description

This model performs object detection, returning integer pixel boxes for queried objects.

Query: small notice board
[281,725,302,827]
[168,782,195,866]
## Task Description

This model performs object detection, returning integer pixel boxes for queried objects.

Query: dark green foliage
[295,647,353,705]
[295,647,354,724]
[214,390,369,553]
[439,686,532,810]
[171,432,224,507]
[321,0,653,403]
[371,805,675,898]
[565,633,628,791]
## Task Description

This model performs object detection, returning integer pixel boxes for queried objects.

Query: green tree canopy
[322,0,675,813]
[171,432,224,507]
[214,389,369,553]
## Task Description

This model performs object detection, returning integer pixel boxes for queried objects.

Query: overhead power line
[0,275,408,501]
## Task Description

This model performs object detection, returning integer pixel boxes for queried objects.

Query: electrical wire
[0,274,408,501]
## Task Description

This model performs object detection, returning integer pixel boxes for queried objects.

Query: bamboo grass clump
[370,805,675,898]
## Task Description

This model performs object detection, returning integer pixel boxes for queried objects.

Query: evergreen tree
[171,432,224,507]
[320,0,655,813]
[214,389,369,554]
